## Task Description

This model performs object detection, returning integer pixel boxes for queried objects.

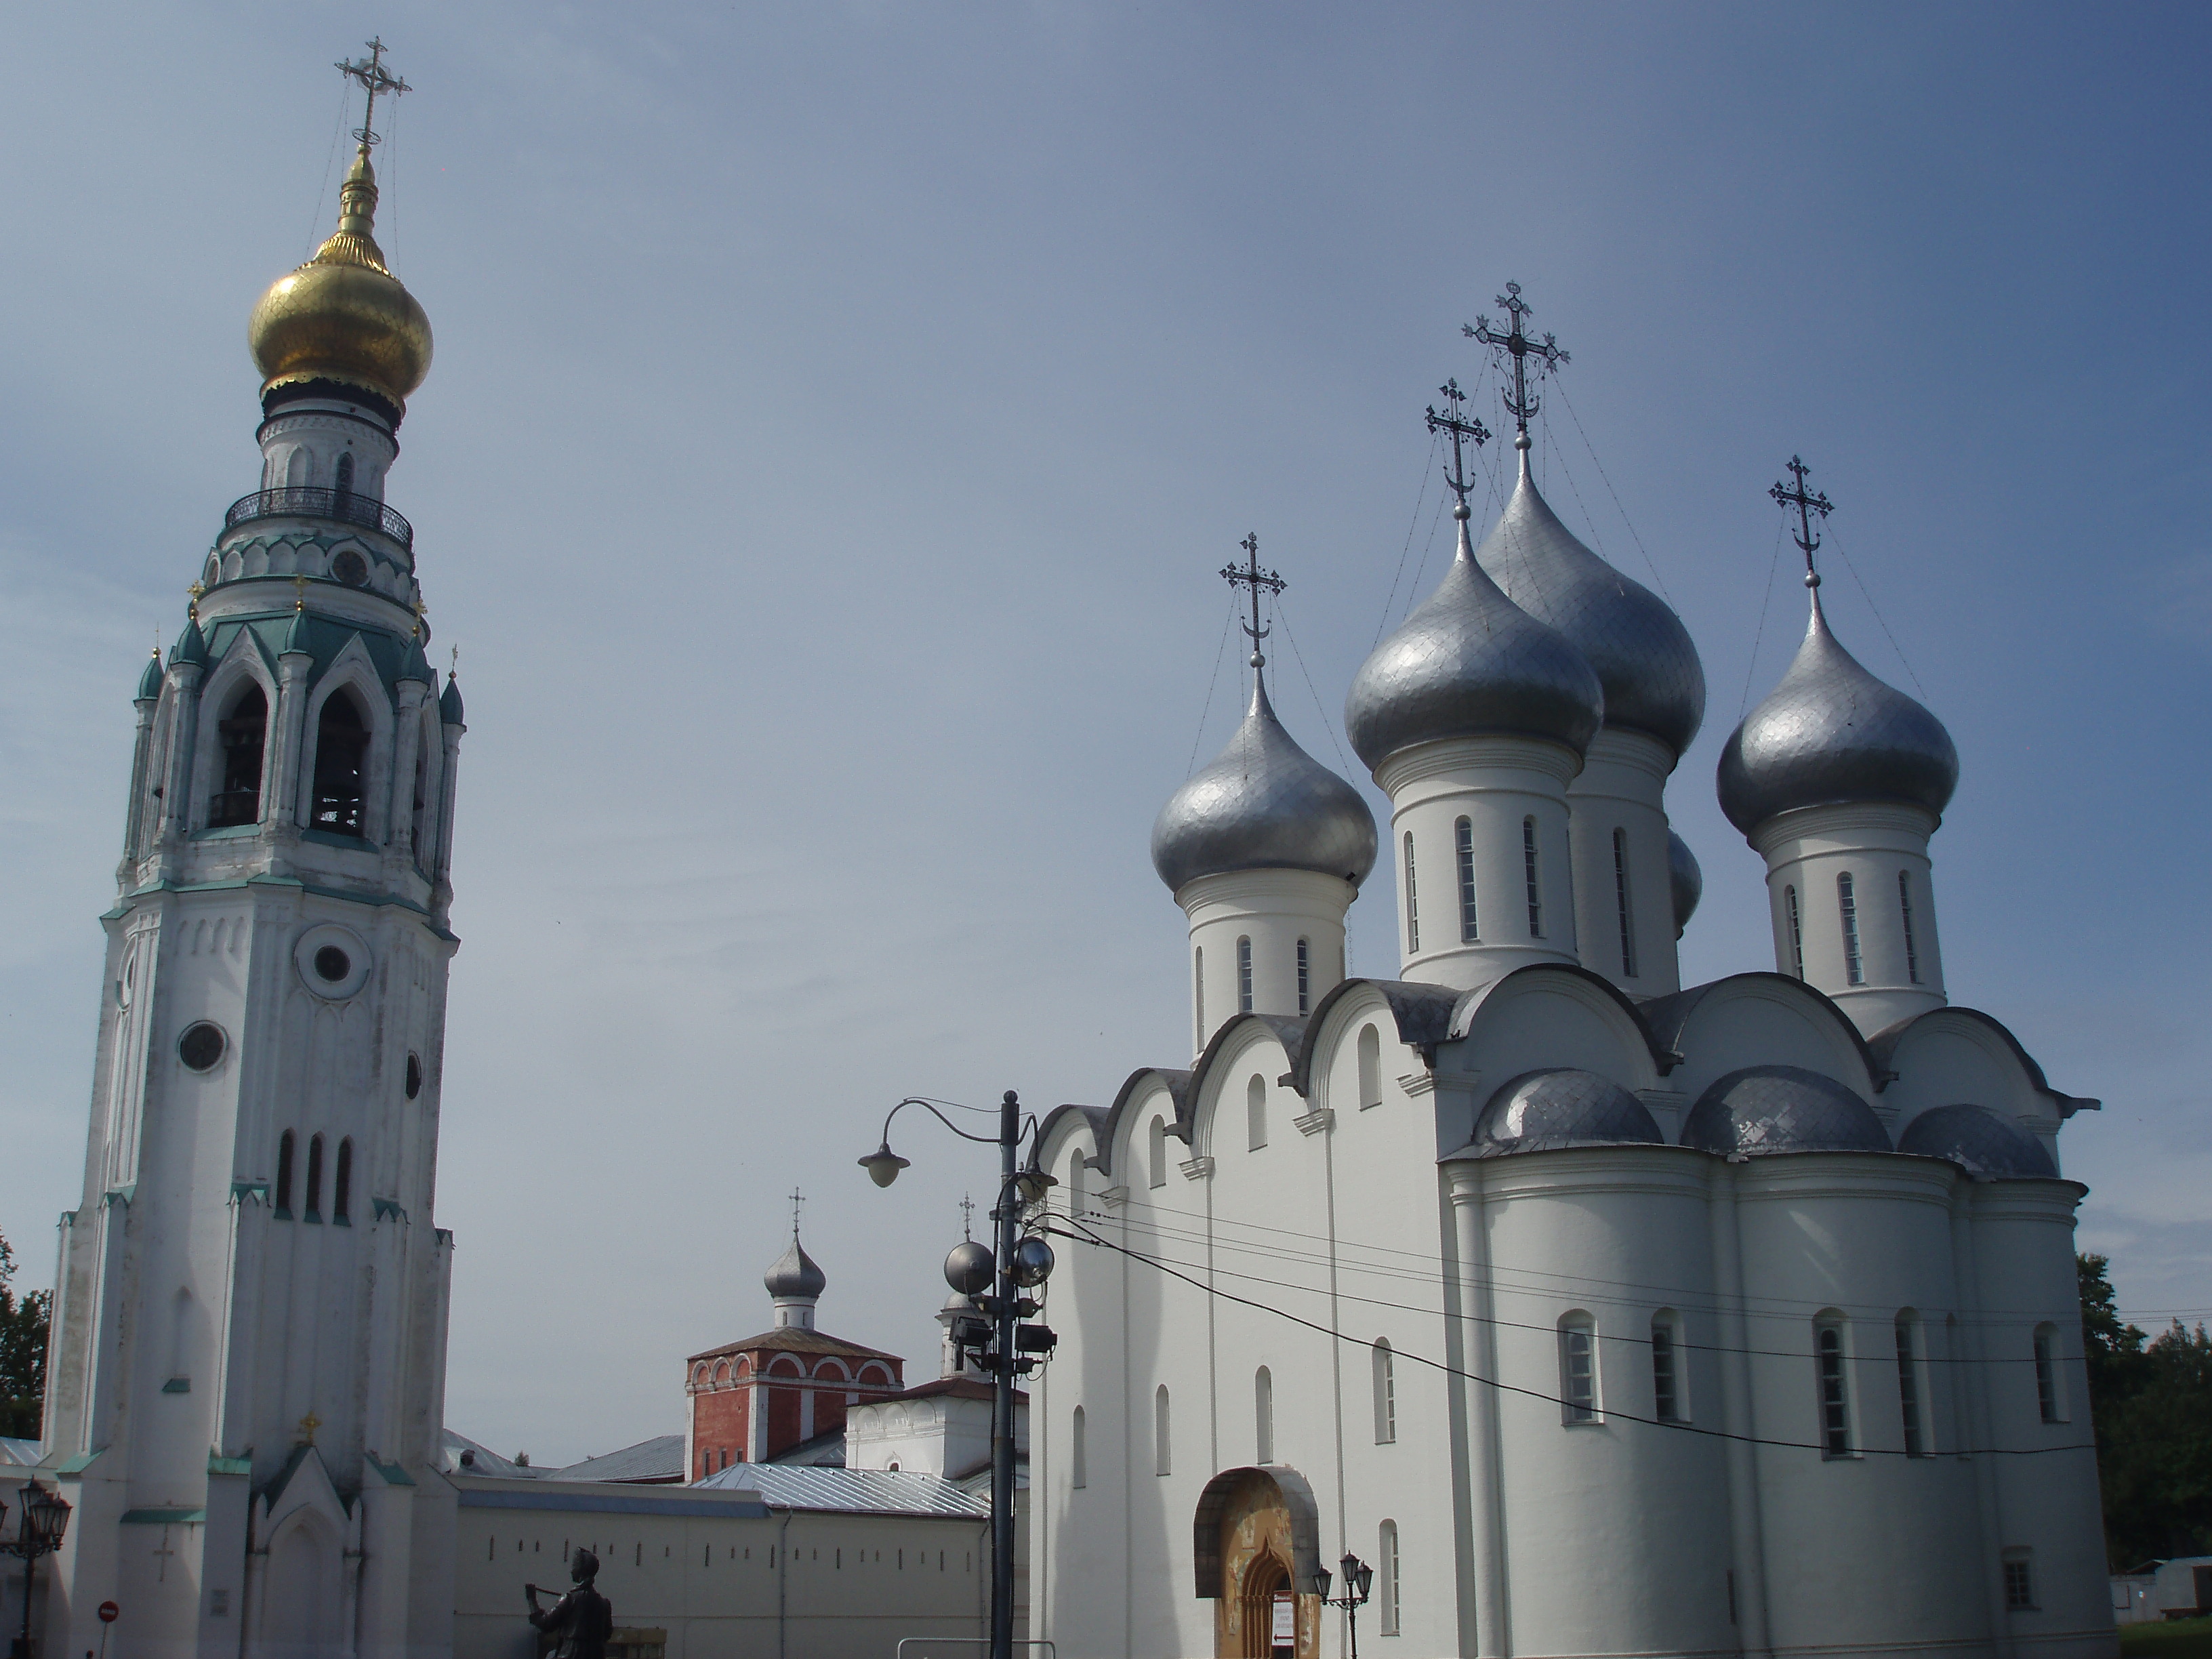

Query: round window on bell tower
[313,946,351,982]
[178,1023,227,1072]
[331,550,369,586]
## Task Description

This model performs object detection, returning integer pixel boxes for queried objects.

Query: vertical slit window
[1377,1521,1400,1637]
[1652,1315,1681,1422]
[1254,1366,1273,1463]
[1148,1118,1168,1190]
[1372,1340,1396,1444]
[2034,1326,2060,1424]
[1296,939,1310,1014]
[1455,817,1479,942]
[275,1130,295,1215]
[333,1138,352,1223]
[1357,1025,1381,1111]
[1612,828,1637,977]
[304,1133,325,1218]
[1523,818,1543,937]
[1559,1316,1596,1423]
[1403,833,1420,953]
[1247,1076,1267,1151]
[1193,947,1204,1046]
[1896,1317,1925,1456]
[211,684,268,828]
[1899,871,1921,983]
[1785,885,1805,979]
[1817,1321,1851,1456]
[1070,1406,1086,1490]
[1154,1385,1171,1476]
[1838,872,1864,985]
[1237,937,1253,1015]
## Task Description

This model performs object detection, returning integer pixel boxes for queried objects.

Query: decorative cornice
[1179,1157,1215,1181]
[1293,1108,1333,1138]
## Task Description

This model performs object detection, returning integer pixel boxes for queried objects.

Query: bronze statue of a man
[527,1547,613,1659]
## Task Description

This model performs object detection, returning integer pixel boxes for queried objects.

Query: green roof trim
[161,1378,190,1394]
[121,1509,206,1525]
[208,1454,253,1477]
[53,1450,102,1477]
[365,1454,415,1487]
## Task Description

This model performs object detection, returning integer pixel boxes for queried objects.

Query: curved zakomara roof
[1638,971,1884,1104]
[1867,1005,2100,1123]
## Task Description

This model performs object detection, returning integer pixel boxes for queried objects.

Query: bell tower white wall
[1753,801,1946,1034]
[1180,869,1351,1053]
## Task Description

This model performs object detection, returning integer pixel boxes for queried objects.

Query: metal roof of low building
[693,1463,991,1517]
[687,1328,900,1365]
[553,1435,686,1484]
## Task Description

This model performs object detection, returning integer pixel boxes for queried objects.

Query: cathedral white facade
[1028,371,2112,1658]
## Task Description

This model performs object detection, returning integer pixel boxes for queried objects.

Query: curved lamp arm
[859,1097,1045,1188]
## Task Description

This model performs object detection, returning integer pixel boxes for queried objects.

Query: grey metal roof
[693,1463,989,1517]
[1680,1065,1890,1158]
[1668,830,1702,939]
[0,1437,41,1467]
[1466,1068,1664,1158]
[1898,1103,2058,1181]
[1153,669,1376,893]
[1345,509,1604,770]
[1475,454,1705,755]
[443,1429,538,1479]
[552,1435,686,1484]
[1717,590,1958,836]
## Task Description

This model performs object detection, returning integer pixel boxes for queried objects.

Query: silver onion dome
[1679,1065,1889,1158]
[1668,830,1702,939]
[764,1233,827,1300]
[1345,506,1605,770]
[1717,590,1958,836]
[1898,1103,2057,1181]
[1476,448,1705,755]
[1469,1069,1664,1158]
[1152,670,1378,893]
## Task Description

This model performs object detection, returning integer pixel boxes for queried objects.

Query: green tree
[2080,1252,2212,1567]
[0,1229,50,1439]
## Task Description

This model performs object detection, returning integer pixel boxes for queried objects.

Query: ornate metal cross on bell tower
[336,37,410,157]
[1465,281,1570,441]
[1769,455,1835,586]
[787,1187,804,1237]
[1425,378,1490,508]
[1221,531,1287,671]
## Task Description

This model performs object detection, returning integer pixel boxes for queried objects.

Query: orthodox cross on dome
[1425,377,1490,508]
[1220,531,1286,671]
[297,1410,322,1446]
[1769,455,1835,585]
[1465,281,1570,441]
[336,37,410,157]
[959,1193,975,1240]
[787,1187,804,1237]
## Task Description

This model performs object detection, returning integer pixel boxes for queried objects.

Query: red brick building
[684,1228,903,1479]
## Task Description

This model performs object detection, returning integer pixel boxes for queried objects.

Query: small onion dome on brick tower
[248,149,432,425]
[764,1228,827,1330]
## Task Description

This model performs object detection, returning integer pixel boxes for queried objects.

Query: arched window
[1651,1311,1683,1422]
[1455,817,1479,942]
[1148,1117,1168,1190]
[1247,1076,1267,1151]
[411,714,436,867]
[1403,833,1420,953]
[334,451,356,495]
[1357,1024,1381,1111]
[1254,1366,1273,1462]
[304,1133,325,1219]
[1784,885,1805,979]
[1296,938,1310,1014]
[1377,1519,1401,1637]
[1612,827,1637,978]
[275,1129,296,1215]
[1193,948,1205,1046]
[285,448,310,489]
[1372,1340,1396,1443]
[1837,872,1864,985]
[1237,937,1254,1015]
[1153,1385,1172,1476]
[1895,1313,1925,1455]
[1070,1406,1087,1490]
[1898,871,1921,984]
[211,684,268,827]
[2033,1324,2064,1423]
[1066,1150,1086,1217]
[333,1138,352,1224]
[1522,818,1543,937]
[1558,1313,1597,1423]
[312,693,371,838]
[1816,1315,1852,1456]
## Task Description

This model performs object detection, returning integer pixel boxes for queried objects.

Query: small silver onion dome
[1469,1069,1664,1158]
[1153,670,1377,893]
[1668,830,1702,939]
[1476,449,1705,755]
[764,1233,826,1300]
[1898,1103,2057,1181]
[1346,507,1604,769]
[1681,1065,1889,1158]
[1717,590,1958,836]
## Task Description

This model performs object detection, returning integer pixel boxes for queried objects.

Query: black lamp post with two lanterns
[3,1480,73,1659]
[860,1092,1057,1659]
[1311,1551,1374,1659]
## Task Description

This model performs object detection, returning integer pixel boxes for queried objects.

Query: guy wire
[1184,598,1238,779]
[1740,510,1786,720]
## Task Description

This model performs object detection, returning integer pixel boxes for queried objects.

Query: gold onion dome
[247,152,431,418]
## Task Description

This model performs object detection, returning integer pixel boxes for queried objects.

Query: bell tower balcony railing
[224,487,413,552]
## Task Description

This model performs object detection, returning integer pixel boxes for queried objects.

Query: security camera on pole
[860,1092,1058,1659]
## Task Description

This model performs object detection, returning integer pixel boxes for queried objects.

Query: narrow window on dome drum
[1896,1316,1925,1456]
[1455,817,1479,942]
[1523,819,1543,937]
[1899,871,1921,983]
[1785,886,1805,979]
[1816,1319,1852,1456]
[1193,948,1204,1046]
[1296,939,1310,1014]
[1651,1315,1681,1422]
[333,1138,352,1224]
[2034,1325,2062,1423]
[1403,833,1420,953]
[1612,827,1637,978]
[1237,937,1254,1015]
[335,451,355,495]
[1559,1315,1597,1423]
[275,1129,296,1216]
[304,1133,325,1219]
[1838,872,1864,985]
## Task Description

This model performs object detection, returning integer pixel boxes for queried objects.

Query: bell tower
[39,42,462,1659]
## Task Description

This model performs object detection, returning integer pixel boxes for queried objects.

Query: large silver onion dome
[1680,1065,1889,1158]
[1476,449,1705,755]
[1898,1103,2058,1181]
[1718,590,1958,836]
[764,1233,827,1300]
[1346,506,1605,770]
[1668,830,1702,939]
[1469,1069,1664,1158]
[1153,670,1378,893]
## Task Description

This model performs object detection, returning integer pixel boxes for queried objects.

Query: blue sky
[0,2,2203,1462]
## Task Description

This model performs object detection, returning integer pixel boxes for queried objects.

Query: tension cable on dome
[1218,531,1286,674]
[1465,281,1570,443]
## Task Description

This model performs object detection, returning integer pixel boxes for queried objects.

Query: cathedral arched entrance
[1191,1467,1324,1659]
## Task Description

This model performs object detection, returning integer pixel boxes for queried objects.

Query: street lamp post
[1310,1551,1374,1659]
[860,1092,1057,1659]
[3,1481,73,1659]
